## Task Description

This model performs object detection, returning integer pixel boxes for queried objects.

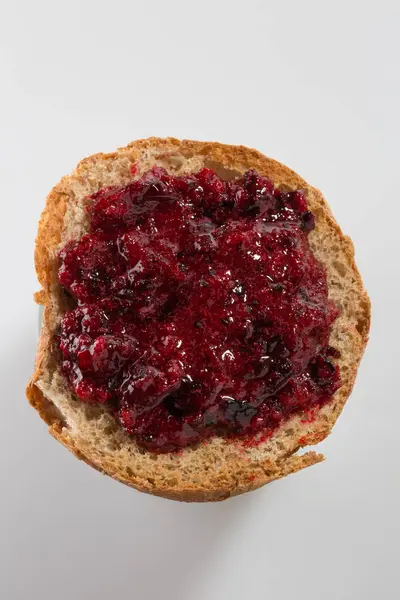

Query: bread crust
[27,138,370,501]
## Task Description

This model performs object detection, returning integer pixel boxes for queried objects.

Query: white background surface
[1,1,399,599]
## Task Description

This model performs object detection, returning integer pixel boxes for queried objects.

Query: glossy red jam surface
[58,167,341,452]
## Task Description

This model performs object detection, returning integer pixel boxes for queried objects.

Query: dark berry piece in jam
[58,166,341,452]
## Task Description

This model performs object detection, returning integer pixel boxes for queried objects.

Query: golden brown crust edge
[48,419,324,502]
[27,137,370,502]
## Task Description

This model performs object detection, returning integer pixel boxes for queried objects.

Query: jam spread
[58,166,341,452]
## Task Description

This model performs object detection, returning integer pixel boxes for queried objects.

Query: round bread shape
[27,138,370,502]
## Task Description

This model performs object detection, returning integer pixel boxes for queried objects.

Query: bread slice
[27,138,370,502]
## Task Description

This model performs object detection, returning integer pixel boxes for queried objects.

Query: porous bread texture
[27,138,370,502]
